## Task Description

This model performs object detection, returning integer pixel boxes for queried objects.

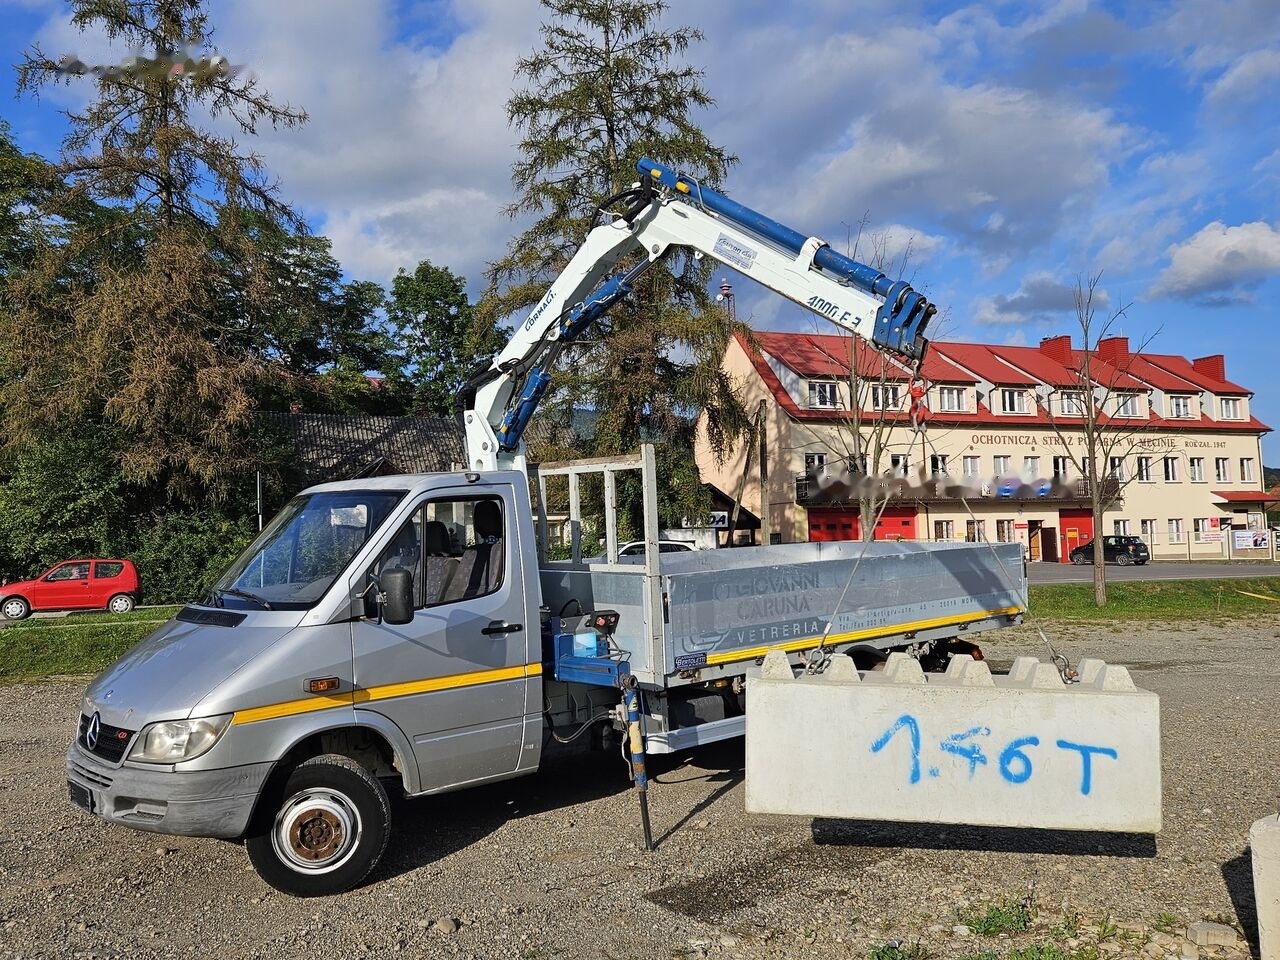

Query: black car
[1069,535,1150,566]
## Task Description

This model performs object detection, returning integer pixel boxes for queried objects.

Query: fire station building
[695,330,1274,561]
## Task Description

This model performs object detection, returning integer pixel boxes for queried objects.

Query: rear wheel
[2,597,30,620]
[1116,553,1132,566]
[245,754,390,897]
[107,594,135,614]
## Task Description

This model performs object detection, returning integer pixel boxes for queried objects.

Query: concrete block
[746,655,1161,832]
[1253,813,1280,960]
[1186,921,1239,948]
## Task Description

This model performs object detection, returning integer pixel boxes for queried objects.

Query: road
[1027,559,1278,583]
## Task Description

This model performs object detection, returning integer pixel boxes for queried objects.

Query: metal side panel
[745,652,1161,833]
[661,541,1025,674]
[643,714,745,755]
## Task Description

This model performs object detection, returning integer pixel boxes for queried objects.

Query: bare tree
[1044,273,1157,606]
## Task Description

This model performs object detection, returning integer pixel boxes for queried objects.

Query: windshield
[209,490,405,610]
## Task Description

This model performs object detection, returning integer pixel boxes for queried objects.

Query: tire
[107,594,135,614]
[245,754,390,897]
[1070,552,1088,565]
[2,596,30,621]
[1116,553,1132,566]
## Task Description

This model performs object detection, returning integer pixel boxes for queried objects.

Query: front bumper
[66,741,272,839]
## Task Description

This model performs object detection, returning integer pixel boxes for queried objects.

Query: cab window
[371,496,505,611]
[94,562,124,579]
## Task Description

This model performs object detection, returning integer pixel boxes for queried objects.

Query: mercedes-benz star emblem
[85,712,101,751]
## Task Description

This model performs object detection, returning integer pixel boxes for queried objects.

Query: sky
[2,0,1279,459]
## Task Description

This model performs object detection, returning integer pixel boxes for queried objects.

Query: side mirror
[380,568,415,625]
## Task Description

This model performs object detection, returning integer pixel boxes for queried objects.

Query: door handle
[481,620,523,636]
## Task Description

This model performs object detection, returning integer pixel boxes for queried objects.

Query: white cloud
[972,271,1107,326]
[1149,220,1280,302]
[1204,48,1280,107]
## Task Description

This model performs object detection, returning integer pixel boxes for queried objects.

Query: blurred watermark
[54,47,247,81]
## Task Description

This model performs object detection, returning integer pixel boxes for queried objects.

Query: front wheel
[107,594,135,614]
[1070,553,1088,565]
[2,596,30,620]
[246,754,390,897]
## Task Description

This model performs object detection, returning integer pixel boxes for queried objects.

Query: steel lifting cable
[917,427,1077,682]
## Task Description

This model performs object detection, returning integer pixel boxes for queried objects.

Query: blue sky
[3,0,1280,459]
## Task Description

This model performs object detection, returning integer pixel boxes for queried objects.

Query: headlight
[128,715,233,764]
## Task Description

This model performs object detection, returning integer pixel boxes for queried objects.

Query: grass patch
[962,898,1034,937]
[1010,946,1071,960]
[0,606,181,682]
[867,942,929,960]
[1028,576,1280,620]
[956,952,999,960]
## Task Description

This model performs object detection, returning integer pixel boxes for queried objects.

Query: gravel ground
[1,617,1277,960]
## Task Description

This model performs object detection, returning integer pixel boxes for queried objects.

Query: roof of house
[737,329,1269,434]
[1212,490,1280,504]
[262,412,466,483]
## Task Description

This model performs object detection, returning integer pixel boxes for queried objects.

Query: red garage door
[808,507,917,542]
[1059,509,1093,562]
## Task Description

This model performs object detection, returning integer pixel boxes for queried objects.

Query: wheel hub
[290,808,343,861]
[273,788,361,873]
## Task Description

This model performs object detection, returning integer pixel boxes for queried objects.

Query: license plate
[68,780,94,813]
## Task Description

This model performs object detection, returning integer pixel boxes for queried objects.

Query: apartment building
[695,331,1274,561]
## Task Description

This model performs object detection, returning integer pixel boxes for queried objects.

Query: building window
[1193,518,1211,542]
[1241,458,1256,483]
[993,454,1012,475]
[1114,394,1140,417]
[1221,398,1241,419]
[1215,457,1230,483]
[1000,389,1029,414]
[938,386,966,412]
[1109,456,1126,480]
[804,452,827,473]
[1113,519,1130,536]
[1189,457,1205,482]
[1081,457,1092,479]
[889,454,909,477]
[1140,518,1156,541]
[930,454,948,477]
[1169,395,1193,418]
[933,519,954,541]
[996,519,1014,543]
[1052,456,1070,480]
[1136,456,1152,482]
[1163,457,1180,482]
[963,455,981,477]
[1024,456,1040,478]
[872,384,900,410]
[1059,391,1086,416]
[965,519,986,542]
[1168,518,1184,543]
[809,381,839,409]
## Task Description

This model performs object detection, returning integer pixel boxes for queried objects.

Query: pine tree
[7,0,307,500]
[485,0,749,525]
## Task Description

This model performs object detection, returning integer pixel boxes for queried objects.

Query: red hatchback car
[0,559,140,620]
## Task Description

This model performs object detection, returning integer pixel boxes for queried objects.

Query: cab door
[37,561,93,610]
[351,483,536,792]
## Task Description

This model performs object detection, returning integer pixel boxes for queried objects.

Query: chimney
[1192,354,1226,382]
[1096,336,1129,364]
[1039,334,1072,364]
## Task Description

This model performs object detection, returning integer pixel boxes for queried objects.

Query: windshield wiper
[211,587,273,610]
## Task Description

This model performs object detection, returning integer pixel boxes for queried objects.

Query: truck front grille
[68,757,113,789]
[78,714,135,764]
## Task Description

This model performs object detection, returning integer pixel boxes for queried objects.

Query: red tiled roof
[929,342,1040,386]
[1143,354,1250,395]
[1211,490,1280,504]
[1117,355,1203,393]
[751,331,975,383]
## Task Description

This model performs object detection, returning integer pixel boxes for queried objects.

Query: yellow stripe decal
[700,606,1025,668]
[232,662,543,725]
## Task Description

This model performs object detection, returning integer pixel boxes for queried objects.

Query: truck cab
[68,471,543,897]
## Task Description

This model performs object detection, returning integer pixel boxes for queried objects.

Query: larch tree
[7,0,306,500]
[484,0,750,530]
